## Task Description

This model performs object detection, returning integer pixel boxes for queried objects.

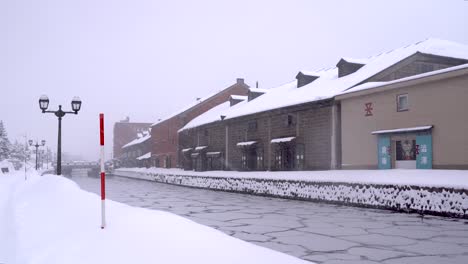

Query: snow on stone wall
[114,169,468,218]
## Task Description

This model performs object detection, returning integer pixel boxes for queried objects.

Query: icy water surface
[72,175,468,264]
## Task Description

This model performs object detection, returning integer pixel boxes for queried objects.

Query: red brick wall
[151,79,249,168]
[113,122,151,158]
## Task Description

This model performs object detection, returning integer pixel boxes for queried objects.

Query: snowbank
[115,168,468,218]
[0,172,310,264]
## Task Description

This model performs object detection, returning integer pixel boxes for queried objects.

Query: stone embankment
[114,168,468,218]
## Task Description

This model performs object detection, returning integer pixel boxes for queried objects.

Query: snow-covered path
[73,174,468,264]
[0,172,310,264]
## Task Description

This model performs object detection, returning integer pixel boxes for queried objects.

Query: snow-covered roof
[233,39,468,118]
[340,57,371,65]
[195,146,207,151]
[151,80,247,127]
[271,137,295,143]
[122,134,151,149]
[151,93,217,127]
[181,148,193,153]
[179,99,252,131]
[236,141,257,147]
[227,39,468,119]
[248,88,269,93]
[178,39,468,131]
[230,95,247,101]
[371,126,433,135]
[136,152,151,160]
[338,63,468,97]
[179,102,230,131]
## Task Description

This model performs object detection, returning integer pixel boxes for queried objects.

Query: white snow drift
[0,170,310,264]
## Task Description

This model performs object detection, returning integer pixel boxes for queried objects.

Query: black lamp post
[38,95,82,175]
[29,139,45,170]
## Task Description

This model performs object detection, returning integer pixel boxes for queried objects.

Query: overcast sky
[1,0,467,160]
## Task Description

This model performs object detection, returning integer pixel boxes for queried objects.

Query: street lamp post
[29,139,45,170]
[38,95,82,175]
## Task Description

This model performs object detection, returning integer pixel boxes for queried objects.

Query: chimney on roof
[236,78,244,84]
[256,81,259,88]
[337,59,365,78]
[296,72,319,88]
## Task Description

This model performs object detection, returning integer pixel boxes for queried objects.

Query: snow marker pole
[100,113,106,229]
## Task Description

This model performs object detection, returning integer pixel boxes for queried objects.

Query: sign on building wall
[416,134,432,169]
[365,102,373,116]
[378,135,391,169]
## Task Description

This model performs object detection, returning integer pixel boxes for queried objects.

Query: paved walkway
[72,175,468,264]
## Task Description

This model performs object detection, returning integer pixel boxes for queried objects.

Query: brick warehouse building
[179,39,468,171]
[150,78,249,168]
[113,117,152,159]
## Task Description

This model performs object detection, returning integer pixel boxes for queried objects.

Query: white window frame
[397,94,409,112]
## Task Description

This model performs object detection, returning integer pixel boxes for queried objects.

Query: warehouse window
[247,120,257,132]
[397,94,409,112]
[285,114,295,127]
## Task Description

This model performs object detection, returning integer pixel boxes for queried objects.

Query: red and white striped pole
[99,113,106,229]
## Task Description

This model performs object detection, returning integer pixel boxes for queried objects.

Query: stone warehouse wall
[114,169,468,218]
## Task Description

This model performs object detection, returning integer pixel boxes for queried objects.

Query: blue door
[378,135,391,169]
[416,134,432,169]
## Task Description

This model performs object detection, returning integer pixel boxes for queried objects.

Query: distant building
[113,117,151,160]
[150,78,249,168]
[120,130,152,168]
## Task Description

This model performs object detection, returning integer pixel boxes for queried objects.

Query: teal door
[416,134,432,169]
[378,135,391,169]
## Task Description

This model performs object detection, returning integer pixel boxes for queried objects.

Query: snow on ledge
[136,152,151,160]
[237,141,257,147]
[195,146,208,151]
[271,137,295,143]
[182,148,193,153]
[230,95,247,100]
[249,88,269,93]
[207,152,221,157]
[371,125,433,134]
[122,134,151,149]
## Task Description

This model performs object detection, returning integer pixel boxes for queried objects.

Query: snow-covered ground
[0,170,310,264]
[115,168,468,217]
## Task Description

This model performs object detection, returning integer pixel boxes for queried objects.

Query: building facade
[338,65,468,170]
[179,87,341,171]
